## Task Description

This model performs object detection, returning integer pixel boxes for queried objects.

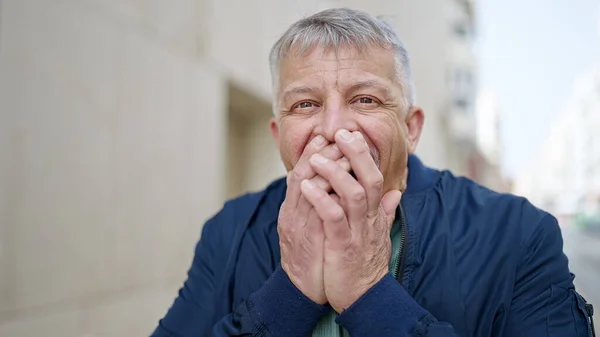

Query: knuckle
[337,157,351,171]
[277,219,291,234]
[312,176,330,190]
[287,166,306,184]
[277,204,298,233]
[287,170,298,184]
[355,143,370,155]
[368,172,384,189]
[329,207,346,223]
[314,190,329,204]
[277,225,292,241]
[344,245,358,261]
[277,208,287,225]
[332,165,348,179]
[349,186,367,203]
[279,200,291,215]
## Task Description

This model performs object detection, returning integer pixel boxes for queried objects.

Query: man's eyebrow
[283,85,318,95]
[347,79,393,96]
[281,80,392,99]
[281,85,320,103]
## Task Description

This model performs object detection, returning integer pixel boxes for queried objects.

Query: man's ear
[269,117,280,151]
[405,106,424,154]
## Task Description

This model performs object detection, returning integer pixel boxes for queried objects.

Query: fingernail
[301,179,315,190]
[332,143,340,152]
[310,153,328,164]
[338,129,352,142]
[312,135,325,146]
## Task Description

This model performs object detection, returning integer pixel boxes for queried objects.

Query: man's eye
[295,102,314,109]
[357,97,375,104]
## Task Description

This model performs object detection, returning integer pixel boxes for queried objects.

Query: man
[152,8,594,337]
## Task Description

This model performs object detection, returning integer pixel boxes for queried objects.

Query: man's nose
[313,102,359,142]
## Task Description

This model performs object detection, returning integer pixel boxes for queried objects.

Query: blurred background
[0,0,599,336]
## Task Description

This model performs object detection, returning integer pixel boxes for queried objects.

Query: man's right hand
[278,135,349,305]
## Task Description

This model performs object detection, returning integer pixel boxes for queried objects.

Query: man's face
[270,46,424,193]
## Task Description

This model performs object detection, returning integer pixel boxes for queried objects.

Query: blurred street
[563,224,600,331]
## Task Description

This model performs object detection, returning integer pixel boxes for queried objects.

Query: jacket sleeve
[150,209,329,337]
[335,274,460,337]
[502,214,593,337]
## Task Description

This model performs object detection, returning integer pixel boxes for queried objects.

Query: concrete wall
[0,0,227,336]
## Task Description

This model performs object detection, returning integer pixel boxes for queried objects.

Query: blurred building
[428,0,509,192]
[438,0,480,177]
[466,92,510,192]
[513,64,600,221]
[0,0,479,336]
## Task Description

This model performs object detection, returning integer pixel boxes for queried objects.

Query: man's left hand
[300,129,402,313]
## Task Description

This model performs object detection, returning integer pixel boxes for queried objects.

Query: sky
[476,0,600,177]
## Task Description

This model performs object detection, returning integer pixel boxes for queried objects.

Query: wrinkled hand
[300,129,402,313]
[278,135,350,304]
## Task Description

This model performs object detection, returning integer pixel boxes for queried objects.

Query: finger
[297,194,316,229]
[285,135,329,208]
[288,142,346,200]
[381,190,402,224]
[335,129,382,216]
[320,143,344,161]
[304,207,324,243]
[309,153,367,225]
[300,179,351,246]
[310,157,350,191]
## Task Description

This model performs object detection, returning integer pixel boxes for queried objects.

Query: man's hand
[278,135,350,305]
[300,129,402,313]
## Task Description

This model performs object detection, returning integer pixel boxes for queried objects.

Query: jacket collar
[404,155,440,196]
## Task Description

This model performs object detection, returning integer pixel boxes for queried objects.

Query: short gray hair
[269,8,416,115]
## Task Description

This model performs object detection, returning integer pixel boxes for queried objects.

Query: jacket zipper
[394,205,408,285]
[586,302,596,337]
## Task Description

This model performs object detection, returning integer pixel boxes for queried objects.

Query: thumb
[381,190,402,217]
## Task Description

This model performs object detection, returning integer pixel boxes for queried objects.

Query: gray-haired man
[152,8,594,337]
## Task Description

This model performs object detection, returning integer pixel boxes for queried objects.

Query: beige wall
[227,85,285,198]
[0,0,477,335]
[1,0,227,336]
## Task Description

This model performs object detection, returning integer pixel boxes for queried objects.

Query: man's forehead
[278,46,397,89]
[282,46,393,69]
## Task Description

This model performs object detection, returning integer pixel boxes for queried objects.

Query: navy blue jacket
[151,155,594,336]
